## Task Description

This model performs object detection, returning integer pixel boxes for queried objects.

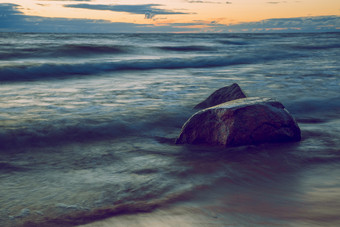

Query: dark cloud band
[64,4,188,18]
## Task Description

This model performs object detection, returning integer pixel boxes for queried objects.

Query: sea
[0,32,339,227]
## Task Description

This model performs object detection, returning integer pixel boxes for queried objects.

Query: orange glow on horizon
[1,0,339,26]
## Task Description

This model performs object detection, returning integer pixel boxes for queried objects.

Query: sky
[0,0,339,33]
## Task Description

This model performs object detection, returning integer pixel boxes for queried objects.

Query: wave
[0,52,298,81]
[0,44,130,60]
[0,162,28,173]
[287,43,340,50]
[55,44,130,57]
[14,187,197,227]
[0,110,188,150]
[218,40,248,45]
[155,45,215,52]
[0,121,133,149]
[286,97,340,116]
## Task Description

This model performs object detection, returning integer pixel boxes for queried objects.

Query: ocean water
[0,32,339,227]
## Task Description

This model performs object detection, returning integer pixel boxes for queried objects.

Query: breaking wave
[0,121,131,149]
[0,110,187,150]
[0,52,298,81]
[0,44,131,60]
[155,45,215,52]
[288,43,340,50]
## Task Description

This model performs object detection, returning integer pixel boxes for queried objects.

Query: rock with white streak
[176,97,301,147]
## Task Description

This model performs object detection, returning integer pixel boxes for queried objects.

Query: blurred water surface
[0,32,339,226]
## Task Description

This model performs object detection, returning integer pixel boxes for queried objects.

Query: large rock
[194,83,246,109]
[176,97,301,147]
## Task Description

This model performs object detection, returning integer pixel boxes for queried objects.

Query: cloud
[225,16,340,32]
[144,11,155,19]
[0,3,194,33]
[0,4,26,30]
[64,4,188,19]
[0,3,22,14]
[0,3,339,33]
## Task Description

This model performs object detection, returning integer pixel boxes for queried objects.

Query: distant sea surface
[0,33,339,227]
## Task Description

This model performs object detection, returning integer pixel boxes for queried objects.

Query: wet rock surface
[194,83,246,109]
[177,97,301,147]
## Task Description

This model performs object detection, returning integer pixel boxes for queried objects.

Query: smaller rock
[194,83,246,109]
[176,97,301,147]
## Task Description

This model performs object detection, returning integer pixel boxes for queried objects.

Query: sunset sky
[0,0,339,32]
